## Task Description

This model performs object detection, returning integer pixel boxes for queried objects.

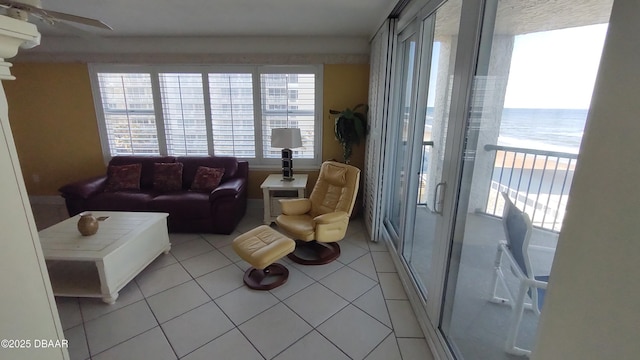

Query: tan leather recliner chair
[275,161,360,265]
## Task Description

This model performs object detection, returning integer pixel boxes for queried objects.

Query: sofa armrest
[208,174,248,234]
[280,198,311,215]
[209,178,245,202]
[59,176,107,199]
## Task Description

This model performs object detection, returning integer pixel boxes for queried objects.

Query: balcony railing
[483,144,578,232]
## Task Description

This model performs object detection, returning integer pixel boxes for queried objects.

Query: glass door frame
[381,20,421,248]
[379,0,491,357]
[400,14,437,300]
[380,0,478,326]
[426,0,487,334]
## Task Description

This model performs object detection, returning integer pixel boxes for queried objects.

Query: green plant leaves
[352,113,366,143]
[331,104,368,163]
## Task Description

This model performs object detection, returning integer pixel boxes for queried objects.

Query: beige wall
[0,79,67,359]
[533,0,640,358]
[5,63,369,199]
[5,63,106,194]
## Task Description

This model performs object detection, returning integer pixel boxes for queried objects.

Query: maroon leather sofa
[59,156,248,234]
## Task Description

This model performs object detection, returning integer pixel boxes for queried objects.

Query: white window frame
[88,64,323,170]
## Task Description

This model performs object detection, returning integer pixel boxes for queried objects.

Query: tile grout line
[76,297,93,360]
[271,257,393,359]
[371,261,404,352]
[145,252,263,360]
[342,252,381,282]
[84,299,158,358]
[181,250,277,359]
[89,326,165,359]
[134,279,180,360]
[372,332,403,360]
[60,217,408,359]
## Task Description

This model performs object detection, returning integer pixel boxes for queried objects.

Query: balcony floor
[409,208,557,359]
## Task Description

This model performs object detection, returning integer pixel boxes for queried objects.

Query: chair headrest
[322,163,348,186]
[309,161,361,216]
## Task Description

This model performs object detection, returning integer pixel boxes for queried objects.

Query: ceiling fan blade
[34,8,112,30]
[38,17,100,39]
[0,0,112,30]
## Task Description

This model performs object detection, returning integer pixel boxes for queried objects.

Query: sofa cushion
[178,156,238,186]
[85,191,155,211]
[109,156,176,189]
[149,192,211,219]
[190,166,225,192]
[105,164,142,192]
[153,162,184,192]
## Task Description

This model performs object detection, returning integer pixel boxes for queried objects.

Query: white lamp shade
[271,128,302,148]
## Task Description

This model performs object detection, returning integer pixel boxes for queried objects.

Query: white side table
[261,174,309,224]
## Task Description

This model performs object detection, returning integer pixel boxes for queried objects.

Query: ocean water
[498,108,587,154]
[425,107,587,154]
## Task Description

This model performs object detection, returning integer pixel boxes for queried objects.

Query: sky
[503,24,609,109]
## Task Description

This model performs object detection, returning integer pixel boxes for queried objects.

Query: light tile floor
[33,203,433,360]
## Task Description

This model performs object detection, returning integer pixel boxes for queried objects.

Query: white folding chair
[490,192,549,356]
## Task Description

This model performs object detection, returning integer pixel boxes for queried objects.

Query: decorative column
[0,14,68,360]
[0,15,40,79]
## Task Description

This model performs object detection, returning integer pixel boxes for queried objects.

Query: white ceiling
[31,0,395,38]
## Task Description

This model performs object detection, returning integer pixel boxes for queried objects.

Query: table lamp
[271,128,302,181]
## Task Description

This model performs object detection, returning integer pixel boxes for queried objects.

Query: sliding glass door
[383,0,463,312]
[384,26,418,249]
[380,0,612,358]
[438,0,612,358]
[402,0,463,303]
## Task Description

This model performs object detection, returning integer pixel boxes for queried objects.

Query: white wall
[533,0,640,358]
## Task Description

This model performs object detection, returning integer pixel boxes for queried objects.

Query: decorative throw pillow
[190,166,225,192]
[105,163,142,192]
[153,162,184,192]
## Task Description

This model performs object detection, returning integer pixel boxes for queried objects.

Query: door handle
[433,182,446,215]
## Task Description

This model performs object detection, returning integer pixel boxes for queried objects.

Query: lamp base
[282,148,294,181]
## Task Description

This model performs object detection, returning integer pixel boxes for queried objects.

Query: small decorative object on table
[77,212,99,236]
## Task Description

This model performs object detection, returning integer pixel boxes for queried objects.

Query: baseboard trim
[29,195,65,205]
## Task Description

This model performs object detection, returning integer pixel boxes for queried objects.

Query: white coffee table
[38,211,170,304]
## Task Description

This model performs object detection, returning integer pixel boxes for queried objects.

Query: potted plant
[330,104,368,164]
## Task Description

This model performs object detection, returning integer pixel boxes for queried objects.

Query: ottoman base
[243,263,289,290]
[232,225,295,291]
[287,240,341,265]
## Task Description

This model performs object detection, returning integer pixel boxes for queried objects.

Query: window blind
[97,73,159,156]
[91,65,321,166]
[260,73,315,159]
[159,73,208,156]
[209,73,255,157]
